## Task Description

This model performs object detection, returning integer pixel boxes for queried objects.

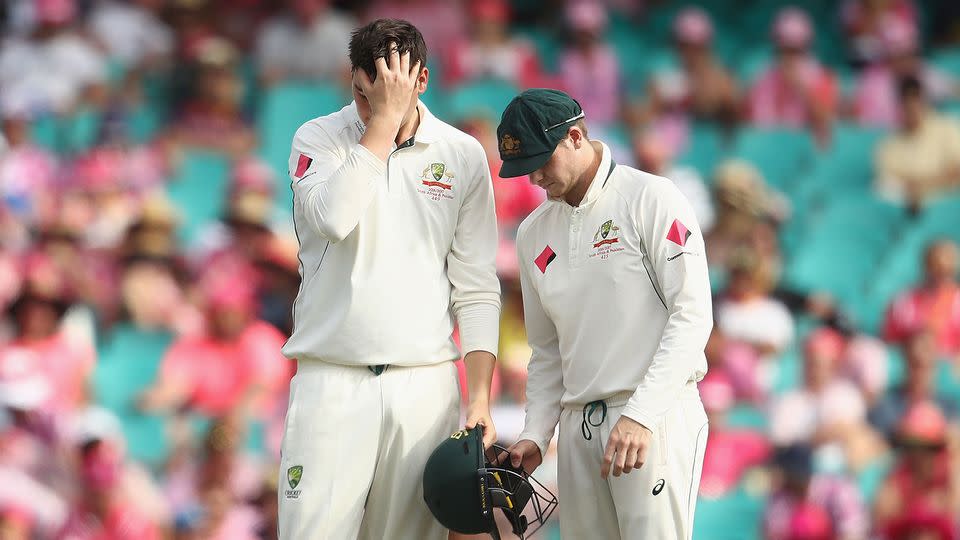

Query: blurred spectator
[648,7,740,128]
[770,328,888,472]
[874,76,960,209]
[253,233,299,336]
[165,418,263,539]
[634,129,715,232]
[871,331,959,438]
[558,0,620,127]
[874,401,959,538]
[748,7,839,146]
[138,276,289,420]
[362,0,466,58]
[168,37,256,156]
[841,334,891,408]
[882,240,960,357]
[716,246,794,358]
[841,0,918,67]
[0,103,59,233]
[87,0,173,72]
[57,436,162,539]
[705,160,788,272]
[0,0,109,115]
[763,444,869,540]
[697,372,771,498]
[0,255,94,416]
[255,0,355,88]
[442,0,545,90]
[852,20,957,127]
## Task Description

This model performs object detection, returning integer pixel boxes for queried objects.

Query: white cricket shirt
[516,142,712,455]
[281,101,501,367]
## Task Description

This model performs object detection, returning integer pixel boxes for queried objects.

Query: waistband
[561,379,700,411]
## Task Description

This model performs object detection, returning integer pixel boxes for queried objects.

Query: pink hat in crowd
[699,372,735,413]
[773,7,813,49]
[881,18,919,57]
[230,157,277,196]
[674,7,714,45]
[206,275,257,313]
[566,0,608,33]
[470,0,510,23]
[34,0,76,24]
[803,327,846,363]
[897,401,947,447]
[80,440,124,490]
[70,148,126,192]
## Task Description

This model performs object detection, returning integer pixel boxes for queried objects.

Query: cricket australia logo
[589,219,626,260]
[285,466,303,500]
[418,162,456,201]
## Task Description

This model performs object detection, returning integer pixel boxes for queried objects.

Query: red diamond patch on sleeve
[534,245,556,273]
[294,153,313,178]
[666,219,691,247]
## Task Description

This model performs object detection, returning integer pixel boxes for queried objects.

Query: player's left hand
[601,415,653,479]
[465,402,497,449]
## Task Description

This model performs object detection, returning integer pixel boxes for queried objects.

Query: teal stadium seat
[258,82,347,193]
[730,127,814,191]
[676,122,725,182]
[166,150,231,245]
[694,485,764,540]
[93,323,174,468]
[445,79,519,123]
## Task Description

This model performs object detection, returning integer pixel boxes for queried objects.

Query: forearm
[463,350,496,406]
[299,145,383,242]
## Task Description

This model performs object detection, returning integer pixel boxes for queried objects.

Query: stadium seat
[730,127,814,191]
[694,486,764,540]
[166,150,231,244]
[257,82,347,192]
[93,323,174,468]
[444,79,520,124]
[676,122,725,182]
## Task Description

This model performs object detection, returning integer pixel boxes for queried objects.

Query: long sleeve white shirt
[281,101,501,367]
[516,142,712,455]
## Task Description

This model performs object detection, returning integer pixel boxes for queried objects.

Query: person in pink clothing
[841,0,918,67]
[883,240,960,358]
[559,0,621,127]
[56,439,161,540]
[1,258,94,415]
[362,0,466,58]
[139,278,289,420]
[852,19,957,127]
[697,372,771,498]
[748,8,839,145]
[0,103,60,230]
[441,0,545,90]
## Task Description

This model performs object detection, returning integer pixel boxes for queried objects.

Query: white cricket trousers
[277,360,460,540]
[557,381,709,540]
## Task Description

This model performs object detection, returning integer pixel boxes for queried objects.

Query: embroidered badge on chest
[417,162,456,201]
[589,219,626,260]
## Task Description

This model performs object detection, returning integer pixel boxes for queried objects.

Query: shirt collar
[350,100,441,144]
[550,141,612,207]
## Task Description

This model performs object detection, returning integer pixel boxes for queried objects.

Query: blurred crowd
[1,0,960,538]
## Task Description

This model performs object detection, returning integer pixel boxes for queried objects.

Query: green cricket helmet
[422,426,557,539]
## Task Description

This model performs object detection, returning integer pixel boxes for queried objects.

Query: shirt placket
[568,207,584,268]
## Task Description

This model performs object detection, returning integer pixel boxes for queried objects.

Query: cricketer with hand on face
[278,19,501,540]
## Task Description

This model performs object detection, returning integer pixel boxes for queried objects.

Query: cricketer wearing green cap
[496,88,714,540]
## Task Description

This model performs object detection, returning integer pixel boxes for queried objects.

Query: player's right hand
[501,439,543,475]
[356,44,421,130]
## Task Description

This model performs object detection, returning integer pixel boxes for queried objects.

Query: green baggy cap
[496,88,584,178]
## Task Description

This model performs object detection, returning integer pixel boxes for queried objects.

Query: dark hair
[348,19,427,81]
[897,74,924,100]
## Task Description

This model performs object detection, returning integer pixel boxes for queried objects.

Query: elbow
[310,212,355,243]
